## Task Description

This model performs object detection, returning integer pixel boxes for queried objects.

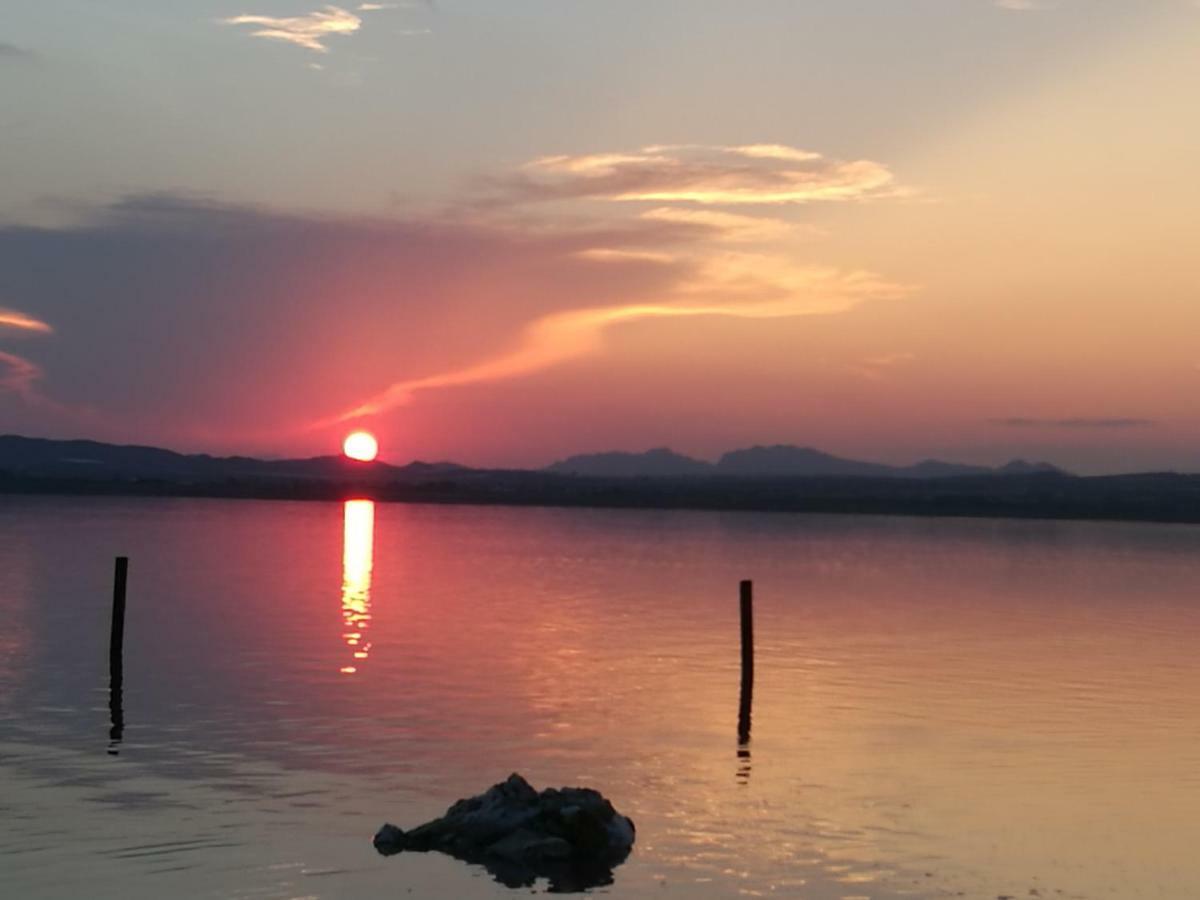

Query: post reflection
[736,744,751,785]
[339,499,374,675]
[108,659,124,755]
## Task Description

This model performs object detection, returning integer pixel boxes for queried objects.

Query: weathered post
[108,556,127,754]
[110,557,128,670]
[738,579,754,744]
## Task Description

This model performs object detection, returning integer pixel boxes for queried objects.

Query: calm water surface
[1,496,1198,899]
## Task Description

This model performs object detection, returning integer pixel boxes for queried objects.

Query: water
[1,496,1198,899]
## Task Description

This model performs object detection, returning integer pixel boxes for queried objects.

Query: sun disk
[343,431,379,462]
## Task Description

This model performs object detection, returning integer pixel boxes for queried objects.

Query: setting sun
[342,431,378,462]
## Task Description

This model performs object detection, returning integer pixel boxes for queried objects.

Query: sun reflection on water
[339,499,374,675]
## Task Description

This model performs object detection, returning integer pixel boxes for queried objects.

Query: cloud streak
[0,307,53,404]
[308,143,911,425]
[994,0,1054,10]
[638,207,800,243]
[990,417,1154,428]
[0,351,44,401]
[321,262,908,424]
[221,5,362,53]
[0,134,911,444]
[0,42,33,59]
[0,308,53,334]
[499,144,903,206]
[849,351,917,381]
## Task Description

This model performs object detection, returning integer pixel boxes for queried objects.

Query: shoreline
[5,471,1200,527]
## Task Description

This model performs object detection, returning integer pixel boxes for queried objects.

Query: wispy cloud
[990,417,1154,428]
[574,248,677,264]
[0,351,44,401]
[0,42,33,59]
[638,207,802,243]
[0,308,53,334]
[994,0,1054,10]
[498,144,904,206]
[221,5,363,53]
[321,262,908,424]
[0,134,910,439]
[313,143,911,424]
[849,351,917,380]
[0,308,53,404]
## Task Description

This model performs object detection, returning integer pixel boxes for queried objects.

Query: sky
[1,0,1198,473]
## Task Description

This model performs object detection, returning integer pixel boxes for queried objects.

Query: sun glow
[342,430,378,462]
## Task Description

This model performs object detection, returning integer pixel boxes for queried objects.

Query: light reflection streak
[340,499,374,675]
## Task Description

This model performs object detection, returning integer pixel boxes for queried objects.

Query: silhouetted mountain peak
[0,434,446,484]
[996,458,1063,475]
[903,459,993,478]
[547,448,713,477]
[717,444,894,477]
[0,434,1073,486]
[547,444,1072,480]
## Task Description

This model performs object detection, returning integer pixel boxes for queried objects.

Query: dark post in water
[738,579,754,744]
[108,556,128,754]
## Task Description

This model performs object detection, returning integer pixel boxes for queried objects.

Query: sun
[342,431,379,462]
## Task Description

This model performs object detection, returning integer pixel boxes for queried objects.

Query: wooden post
[108,556,127,754]
[110,557,128,670]
[738,579,754,743]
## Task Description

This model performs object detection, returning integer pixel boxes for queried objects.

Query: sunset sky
[2,1,1198,472]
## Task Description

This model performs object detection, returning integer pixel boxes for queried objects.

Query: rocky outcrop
[373,774,635,891]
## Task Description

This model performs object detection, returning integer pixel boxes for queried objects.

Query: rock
[373,773,635,892]
[486,829,572,862]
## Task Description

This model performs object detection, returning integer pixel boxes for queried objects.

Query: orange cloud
[0,307,53,404]
[638,207,801,243]
[310,141,912,428]
[0,308,52,334]
[513,143,902,206]
[574,248,676,264]
[322,261,909,424]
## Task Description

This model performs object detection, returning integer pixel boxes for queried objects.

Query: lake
[1,496,1198,899]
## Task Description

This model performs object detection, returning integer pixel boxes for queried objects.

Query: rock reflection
[378,838,626,894]
[339,499,374,675]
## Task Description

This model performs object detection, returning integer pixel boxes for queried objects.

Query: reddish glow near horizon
[342,430,378,462]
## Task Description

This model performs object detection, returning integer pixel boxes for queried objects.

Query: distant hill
[549,444,1062,480]
[547,448,713,477]
[995,459,1063,476]
[9,435,1200,526]
[717,445,895,478]
[0,435,1064,485]
[0,435,465,484]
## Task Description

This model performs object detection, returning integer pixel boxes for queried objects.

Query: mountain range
[0,435,1060,483]
[8,435,1200,526]
[547,445,1062,479]
[0,435,465,484]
